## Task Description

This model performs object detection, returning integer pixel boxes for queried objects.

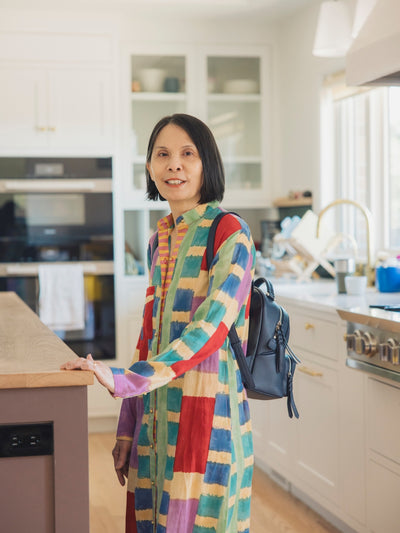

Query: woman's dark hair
[145,113,225,203]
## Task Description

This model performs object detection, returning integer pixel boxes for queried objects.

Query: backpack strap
[206,211,256,390]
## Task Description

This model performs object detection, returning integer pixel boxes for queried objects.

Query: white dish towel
[38,264,85,331]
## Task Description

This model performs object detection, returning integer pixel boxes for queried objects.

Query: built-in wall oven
[0,157,115,360]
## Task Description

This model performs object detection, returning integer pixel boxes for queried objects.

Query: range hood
[346,0,400,86]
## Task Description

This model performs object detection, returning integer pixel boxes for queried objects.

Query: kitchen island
[0,292,93,533]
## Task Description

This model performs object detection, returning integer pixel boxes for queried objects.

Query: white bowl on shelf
[223,79,258,94]
[138,68,166,92]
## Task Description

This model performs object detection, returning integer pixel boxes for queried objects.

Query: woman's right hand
[112,439,132,486]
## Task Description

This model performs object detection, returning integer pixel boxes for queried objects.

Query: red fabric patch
[125,490,138,533]
[173,396,216,473]
[136,286,156,361]
[171,322,228,377]
[200,213,242,270]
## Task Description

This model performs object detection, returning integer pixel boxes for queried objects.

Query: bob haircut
[145,113,225,203]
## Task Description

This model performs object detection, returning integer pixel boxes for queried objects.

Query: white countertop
[271,278,400,330]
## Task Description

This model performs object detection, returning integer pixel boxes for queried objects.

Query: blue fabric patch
[214,393,231,418]
[232,241,249,268]
[220,273,241,299]
[135,488,153,510]
[170,321,186,342]
[138,522,155,533]
[110,367,125,374]
[159,490,170,515]
[204,461,230,486]
[131,361,155,377]
[209,428,231,452]
[173,288,193,312]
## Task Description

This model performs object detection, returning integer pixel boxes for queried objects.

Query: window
[323,74,400,257]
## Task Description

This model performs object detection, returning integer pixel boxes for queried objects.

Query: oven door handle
[2,180,111,193]
[4,261,114,277]
[346,357,400,383]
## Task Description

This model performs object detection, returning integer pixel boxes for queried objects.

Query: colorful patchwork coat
[112,201,256,533]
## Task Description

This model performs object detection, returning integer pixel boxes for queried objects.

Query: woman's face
[147,124,203,218]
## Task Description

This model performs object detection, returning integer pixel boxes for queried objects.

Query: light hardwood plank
[89,433,341,533]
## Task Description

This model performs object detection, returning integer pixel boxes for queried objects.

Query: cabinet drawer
[368,378,400,465]
[290,312,339,361]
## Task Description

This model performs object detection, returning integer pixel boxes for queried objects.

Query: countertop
[0,292,94,389]
[272,278,400,331]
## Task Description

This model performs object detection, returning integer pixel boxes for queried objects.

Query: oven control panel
[344,323,400,370]
[345,330,400,364]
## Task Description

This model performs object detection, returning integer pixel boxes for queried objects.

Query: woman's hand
[60,353,115,394]
[112,439,132,486]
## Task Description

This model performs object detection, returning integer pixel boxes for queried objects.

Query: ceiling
[0,0,318,20]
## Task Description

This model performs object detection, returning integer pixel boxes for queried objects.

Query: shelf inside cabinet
[131,92,186,101]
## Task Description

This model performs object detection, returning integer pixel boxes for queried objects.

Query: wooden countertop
[0,292,94,389]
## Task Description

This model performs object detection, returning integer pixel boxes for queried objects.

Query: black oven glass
[0,192,113,262]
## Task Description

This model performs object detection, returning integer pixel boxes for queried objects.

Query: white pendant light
[312,0,353,58]
[352,0,377,38]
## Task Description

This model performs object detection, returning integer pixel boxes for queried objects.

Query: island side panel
[0,385,90,533]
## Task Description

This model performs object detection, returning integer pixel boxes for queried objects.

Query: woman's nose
[168,155,182,171]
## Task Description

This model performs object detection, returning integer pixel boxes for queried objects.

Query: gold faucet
[316,199,375,285]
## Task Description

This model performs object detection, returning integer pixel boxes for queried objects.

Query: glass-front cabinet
[206,55,263,196]
[120,46,270,277]
[130,54,187,191]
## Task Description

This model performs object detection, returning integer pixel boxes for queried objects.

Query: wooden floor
[88,433,341,533]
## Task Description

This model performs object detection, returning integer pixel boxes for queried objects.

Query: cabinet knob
[48,126,56,132]
[304,322,315,330]
[36,126,46,132]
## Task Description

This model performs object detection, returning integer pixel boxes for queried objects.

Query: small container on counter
[375,255,400,292]
[334,258,356,294]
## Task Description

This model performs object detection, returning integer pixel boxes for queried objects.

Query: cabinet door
[0,67,47,149]
[48,68,113,150]
[129,54,188,192]
[294,354,340,505]
[204,52,269,206]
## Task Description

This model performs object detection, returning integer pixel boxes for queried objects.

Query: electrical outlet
[0,423,53,457]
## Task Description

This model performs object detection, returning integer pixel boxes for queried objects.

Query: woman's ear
[146,162,154,182]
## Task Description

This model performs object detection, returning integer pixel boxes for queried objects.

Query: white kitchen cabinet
[118,44,272,282]
[294,353,340,504]
[251,295,368,533]
[367,377,400,533]
[0,66,113,153]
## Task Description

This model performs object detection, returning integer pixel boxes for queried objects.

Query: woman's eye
[184,150,194,156]
[157,151,168,157]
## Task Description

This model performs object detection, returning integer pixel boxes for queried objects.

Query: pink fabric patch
[166,498,199,533]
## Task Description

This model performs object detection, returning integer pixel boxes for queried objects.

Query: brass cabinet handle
[48,126,56,132]
[304,322,315,330]
[298,366,323,377]
[36,126,46,132]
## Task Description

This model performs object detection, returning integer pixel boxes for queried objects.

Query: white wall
[275,1,353,209]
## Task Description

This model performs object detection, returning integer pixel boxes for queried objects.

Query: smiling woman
[62,113,257,533]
